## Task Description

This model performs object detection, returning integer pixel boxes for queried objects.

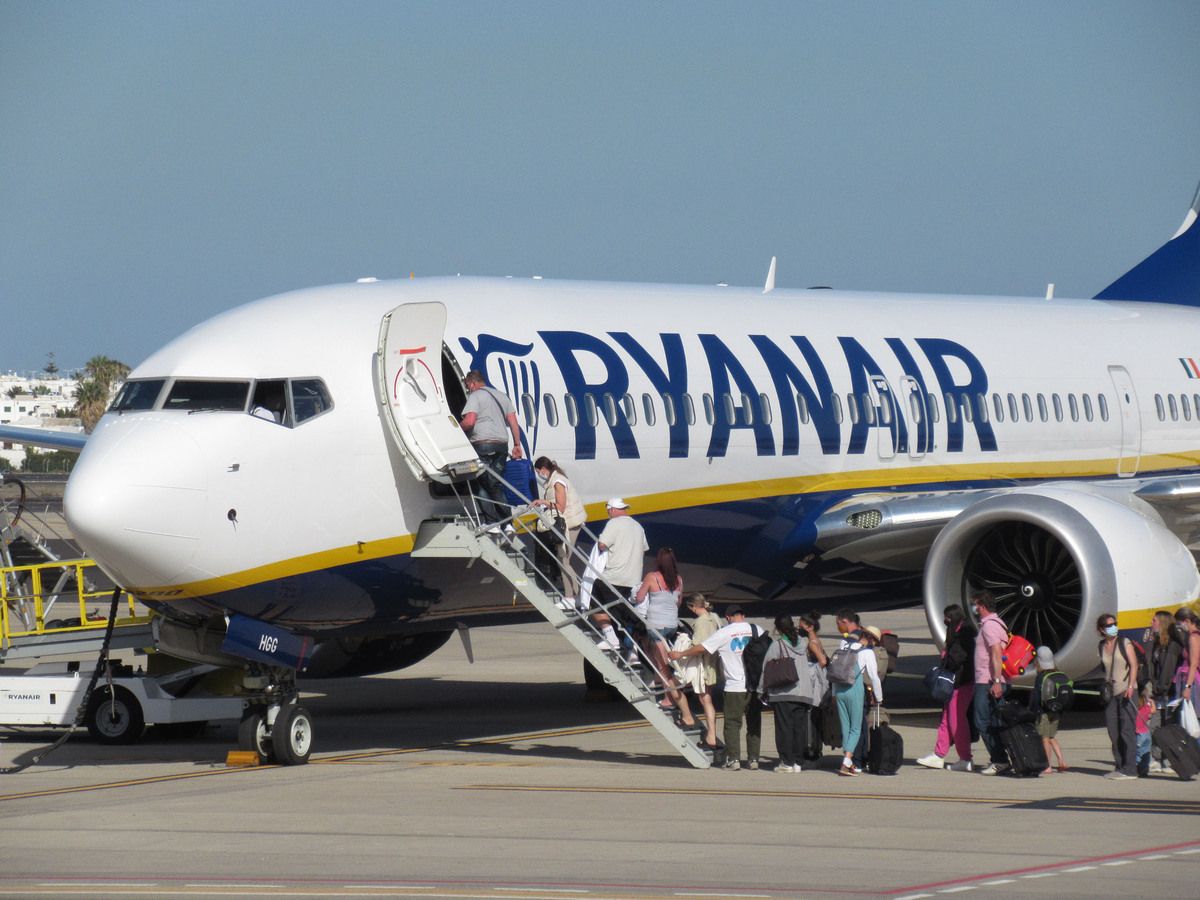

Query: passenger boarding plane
[3,182,1199,762]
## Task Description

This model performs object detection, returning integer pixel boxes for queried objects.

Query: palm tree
[83,355,130,392]
[74,379,110,433]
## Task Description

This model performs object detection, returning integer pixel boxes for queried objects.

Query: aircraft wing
[0,424,87,453]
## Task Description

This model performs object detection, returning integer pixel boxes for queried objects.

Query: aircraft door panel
[899,377,927,460]
[1107,365,1141,477]
[377,302,482,483]
[870,375,899,460]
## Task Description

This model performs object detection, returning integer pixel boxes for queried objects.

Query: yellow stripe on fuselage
[136,449,1200,602]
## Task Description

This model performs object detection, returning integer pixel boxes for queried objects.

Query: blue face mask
[1104,624,1119,637]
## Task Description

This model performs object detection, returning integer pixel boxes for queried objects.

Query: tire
[85,687,145,744]
[238,709,274,761]
[271,704,314,765]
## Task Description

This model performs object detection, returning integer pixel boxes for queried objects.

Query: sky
[2,1,1199,375]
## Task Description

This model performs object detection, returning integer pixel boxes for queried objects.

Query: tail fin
[1094,180,1200,306]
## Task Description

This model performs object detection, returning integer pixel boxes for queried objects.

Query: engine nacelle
[924,483,1200,679]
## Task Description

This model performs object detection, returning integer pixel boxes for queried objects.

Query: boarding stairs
[411,491,713,768]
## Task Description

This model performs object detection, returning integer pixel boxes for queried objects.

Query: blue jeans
[1136,730,1152,776]
[972,682,1009,766]
[471,443,508,525]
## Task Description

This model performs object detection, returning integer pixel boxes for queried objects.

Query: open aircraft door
[377,302,482,484]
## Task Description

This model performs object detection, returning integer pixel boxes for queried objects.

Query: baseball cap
[1036,646,1055,669]
[725,604,745,618]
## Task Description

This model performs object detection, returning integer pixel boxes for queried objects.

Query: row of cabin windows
[520,390,1114,430]
[1155,393,1200,423]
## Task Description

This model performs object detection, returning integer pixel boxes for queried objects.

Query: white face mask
[1104,624,1119,637]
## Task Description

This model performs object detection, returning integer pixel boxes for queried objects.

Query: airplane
[2,180,1198,763]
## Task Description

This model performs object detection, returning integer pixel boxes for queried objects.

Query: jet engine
[301,630,455,678]
[923,483,1200,679]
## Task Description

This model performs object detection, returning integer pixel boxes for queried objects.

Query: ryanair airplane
[3,182,1199,759]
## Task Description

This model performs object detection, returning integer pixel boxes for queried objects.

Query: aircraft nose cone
[65,416,208,588]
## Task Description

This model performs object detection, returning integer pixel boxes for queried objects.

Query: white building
[0,371,84,470]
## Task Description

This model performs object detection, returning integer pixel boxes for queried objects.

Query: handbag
[923,666,956,704]
[1180,699,1200,739]
[534,510,565,551]
[1099,680,1114,705]
[763,655,799,689]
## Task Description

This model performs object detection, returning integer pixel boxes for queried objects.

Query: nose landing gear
[235,667,313,765]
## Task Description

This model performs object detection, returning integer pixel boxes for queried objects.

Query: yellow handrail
[1,558,149,648]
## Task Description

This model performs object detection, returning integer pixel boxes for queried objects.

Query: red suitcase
[1001,634,1035,678]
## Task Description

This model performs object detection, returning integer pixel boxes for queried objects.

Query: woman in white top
[635,548,697,730]
[532,457,587,604]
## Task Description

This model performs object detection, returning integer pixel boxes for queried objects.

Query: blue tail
[1095,181,1200,306]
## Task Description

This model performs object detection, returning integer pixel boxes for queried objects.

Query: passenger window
[927,392,940,423]
[1052,394,1063,423]
[1007,393,1019,422]
[1168,394,1178,422]
[622,393,636,426]
[662,393,677,427]
[721,393,735,426]
[602,393,619,427]
[543,393,559,427]
[642,393,656,427]
[975,394,988,424]
[521,393,537,427]
[944,393,957,425]
[584,393,598,427]
[1155,394,1166,422]
[290,378,331,424]
[1068,394,1078,422]
[683,393,696,426]
[831,393,844,424]
[797,392,810,425]
[166,379,250,412]
[1022,394,1033,422]
[992,393,1004,423]
[1082,393,1093,422]
[1037,394,1048,422]
[908,391,923,424]
[877,395,890,426]
[1183,394,1192,422]
[961,396,973,423]
[564,393,578,427]
[1099,394,1109,422]
[862,394,877,426]
[703,394,715,426]
[759,393,773,425]
[740,393,754,425]
[847,393,860,425]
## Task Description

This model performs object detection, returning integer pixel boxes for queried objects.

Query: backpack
[741,624,772,691]
[1040,670,1074,714]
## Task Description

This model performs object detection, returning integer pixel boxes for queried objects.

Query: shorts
[1036,712,1059,739]
[646,626,677,644]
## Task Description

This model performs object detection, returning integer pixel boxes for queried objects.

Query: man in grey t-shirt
[460,370,523,526]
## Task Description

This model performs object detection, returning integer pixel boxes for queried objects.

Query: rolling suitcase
[998,721,1047,776]
[867,707,903,775]
[1152,724,1200,781]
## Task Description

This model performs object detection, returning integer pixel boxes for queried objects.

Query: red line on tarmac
[885,838,1200,895]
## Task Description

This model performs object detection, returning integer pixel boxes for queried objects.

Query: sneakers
[594,636,619,651]
[979,762,1010,776]
[948,760,974,773]
[625,651,641,668]
[555,597,575,612]
[775,763,799,773]
[747,758,759,771]
[838,760,861,776]
[1104,771,1138,781]
[916,754,945,770]
[1147,760,1165,774]
[723,758,741,771]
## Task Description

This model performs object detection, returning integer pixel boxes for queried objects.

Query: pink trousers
[934,683,974,761]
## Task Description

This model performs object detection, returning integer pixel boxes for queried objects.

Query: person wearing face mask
[917,604,977,772]
[1097,613,1140,780]
[971,590,1011,776]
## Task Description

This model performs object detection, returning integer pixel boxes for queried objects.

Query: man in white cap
[590,499,649,653]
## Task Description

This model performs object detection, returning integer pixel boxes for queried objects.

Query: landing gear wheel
[238,709,274,762]
[271,704,313,765]
[85,687,145,744]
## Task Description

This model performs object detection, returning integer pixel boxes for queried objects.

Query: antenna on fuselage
[763,256,777,294]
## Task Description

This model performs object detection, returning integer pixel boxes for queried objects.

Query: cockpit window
[164,380,250,412]
[110,379,165,412]
[291,379,332,423]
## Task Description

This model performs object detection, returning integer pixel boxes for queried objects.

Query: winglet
[1095,179,1200,306]
[763,256,777,294]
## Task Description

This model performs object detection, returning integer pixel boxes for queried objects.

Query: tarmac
[0,607,1197,899]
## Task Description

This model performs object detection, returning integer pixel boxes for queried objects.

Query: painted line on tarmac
[0,719,647,803]
[457,783,1019,805]
[884,839,1200,895]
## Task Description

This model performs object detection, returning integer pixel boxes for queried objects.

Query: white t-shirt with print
[701,621,756,693]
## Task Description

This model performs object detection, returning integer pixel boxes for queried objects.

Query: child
[1135,683,1155,777]
[1031,646,1068,774]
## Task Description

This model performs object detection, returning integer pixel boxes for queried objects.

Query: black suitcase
[1152,724,1200,781]
[866,707,903,775]
[998,721,1048,776]
[803,705,822,761]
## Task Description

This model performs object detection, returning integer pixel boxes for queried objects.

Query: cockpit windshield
[110,379,166,412]
[164,380,250,412]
